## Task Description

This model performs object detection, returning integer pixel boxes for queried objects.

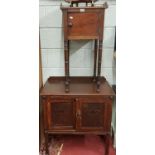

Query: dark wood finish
[40,76,115,155]
[105,134,112,155]
[45,132,49,155]
[40,76,114,96]
[68,13,99,38]
[79,99,105,130]
[61,4,108,92]
[50,98,76,129]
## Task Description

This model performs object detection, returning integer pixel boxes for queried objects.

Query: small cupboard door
[76,98,109,131]
[67,12,99,39]
[47,97,76,130]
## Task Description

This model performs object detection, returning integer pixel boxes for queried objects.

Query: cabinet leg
[45,132,49,155]
[64,40,70,92]
[105,134,111,155]
[97,40,103,92]
[65,80,69,92]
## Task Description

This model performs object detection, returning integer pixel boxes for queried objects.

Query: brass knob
[76,110,81,118]
[75,98,78,102]
[68,22,73,27]
[109,96,113,100]
[42,96,46,99]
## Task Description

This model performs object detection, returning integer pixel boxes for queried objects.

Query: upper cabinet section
[39,2,116,28]
[61,6,106,40]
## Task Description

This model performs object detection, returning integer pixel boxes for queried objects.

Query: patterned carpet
[40,135,116,155]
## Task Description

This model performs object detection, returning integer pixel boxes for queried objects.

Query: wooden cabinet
[40,77,115,155]
[44,96,111,132]
[40,2,113,155]
[61,3,108,92]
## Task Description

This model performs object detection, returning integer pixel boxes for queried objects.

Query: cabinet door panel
[52,103,73,127]
[48,98,76,130]
[68,13,99,38]
[81,103,104,128]
[77,98,110,131]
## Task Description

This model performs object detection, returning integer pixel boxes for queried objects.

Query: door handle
[76,110,81,118]
[74,98,78,102]
[68,22,73,27]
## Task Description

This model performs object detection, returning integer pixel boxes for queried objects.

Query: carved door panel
[47,98,76,130]
[77,98,108,131]
[68,12,99,38]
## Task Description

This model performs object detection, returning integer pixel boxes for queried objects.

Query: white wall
[39,0,116,85]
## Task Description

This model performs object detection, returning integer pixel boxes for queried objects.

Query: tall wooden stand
[61,3,108,92]
[39,2,115,155]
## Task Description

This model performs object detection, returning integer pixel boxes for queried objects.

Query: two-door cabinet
[40,76,115,155]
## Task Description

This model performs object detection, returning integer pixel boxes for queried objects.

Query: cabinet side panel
[43,97,48,130]
[104,101,112,132]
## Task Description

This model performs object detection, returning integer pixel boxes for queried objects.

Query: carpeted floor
[40,135,116,155]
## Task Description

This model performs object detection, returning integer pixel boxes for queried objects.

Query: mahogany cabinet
[40,2,113,155]
[61,3,108,92]
[40,77,115,155]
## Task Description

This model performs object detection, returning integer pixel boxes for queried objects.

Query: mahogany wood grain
[68,13,99,38]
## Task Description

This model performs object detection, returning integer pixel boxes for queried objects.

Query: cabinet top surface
[40,76,115,96]
[60,2,108,10]
[60,6,107,11]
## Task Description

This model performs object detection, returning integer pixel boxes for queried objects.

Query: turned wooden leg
[45,132,49,155]
[64,40,70,92]
[93,39,98,81]
[97,40,103,92]
[105,134,111,155]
